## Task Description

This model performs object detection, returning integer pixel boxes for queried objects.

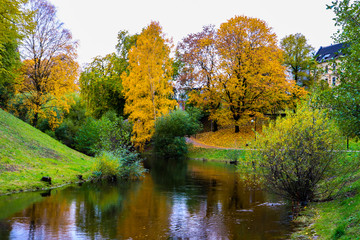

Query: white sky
[50,0,339,67]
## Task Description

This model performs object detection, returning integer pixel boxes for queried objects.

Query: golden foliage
[14,54,79,129]
[182,16,307,133]
[194,123,263,148]
[122,21,177,150]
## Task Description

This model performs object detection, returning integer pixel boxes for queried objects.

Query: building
[315,43,347,87]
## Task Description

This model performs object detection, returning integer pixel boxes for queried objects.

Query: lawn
[187,145,246,162]
[0,109,94,194]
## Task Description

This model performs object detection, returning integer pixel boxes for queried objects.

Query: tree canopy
[280,33,315,87]
[122,21,177,150]
[216,16,306,132]
[13,0,79,128]
[0,0,30,108]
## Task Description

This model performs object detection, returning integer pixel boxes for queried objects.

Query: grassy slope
[0,109,94,195]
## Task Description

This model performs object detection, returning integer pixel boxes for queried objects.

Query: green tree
[80,31,137,118]
[325,1,360,141]
[80,53,125,118]
[153,109,202,158]
[280,33,315,87]
[0,0,30,108]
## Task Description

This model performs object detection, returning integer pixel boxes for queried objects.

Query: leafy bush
[96,111,133,153]
[153,109,202,158]
[55,95,87,148]
[89,111,146,181]
[226,150,242,162]
[92,151,119,181]
[92,150,145,181]
[245,104,356,204]
[74,117,101,156]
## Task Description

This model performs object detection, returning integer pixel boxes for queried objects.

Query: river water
[0,159,294,239]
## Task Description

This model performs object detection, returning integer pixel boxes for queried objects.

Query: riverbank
[291,154,360,239]
[188,134,360,239]
[187,145,246,163]
[0,109,94,195]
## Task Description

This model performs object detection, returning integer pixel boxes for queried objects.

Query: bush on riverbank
[90,111,146,181]
[153,109,202,158]
[245,104,358,204]
[92,150,145,181]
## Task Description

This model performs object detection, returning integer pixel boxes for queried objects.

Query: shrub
[153,109,202,158]
[92,150,145,181]
[74,117,100,156]
[246,104,351,204]
[96,111,133,153]
[92,151,120,181]
[226,150,242,162]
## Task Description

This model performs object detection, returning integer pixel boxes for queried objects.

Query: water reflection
[0,159,293,239]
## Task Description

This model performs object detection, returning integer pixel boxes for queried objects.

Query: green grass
[0,109,94,195]
[348,139,360,151]
[292,152,360,239]
[187,145,246,162]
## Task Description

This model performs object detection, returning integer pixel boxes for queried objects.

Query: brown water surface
[0,159,294,239]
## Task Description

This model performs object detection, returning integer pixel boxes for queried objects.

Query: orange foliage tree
[122,21,177,150]
[214,15,306,133]
[177,25,221,132]
[14,0,79,128]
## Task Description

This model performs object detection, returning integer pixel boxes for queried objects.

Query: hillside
[0,109,94,195]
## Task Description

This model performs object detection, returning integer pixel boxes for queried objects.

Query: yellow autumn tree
[15,54,79,129]
[12,0,79,129]
[214,15,306,133]
[122,21,177,150]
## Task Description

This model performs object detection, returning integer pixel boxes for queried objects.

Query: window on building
[332,77,336,86]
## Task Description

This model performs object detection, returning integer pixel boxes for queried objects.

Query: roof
[315,43,348,63]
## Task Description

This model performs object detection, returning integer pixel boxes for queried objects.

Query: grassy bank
[291,151,360,239]
[187,145,245,162]
[0,109,94,195]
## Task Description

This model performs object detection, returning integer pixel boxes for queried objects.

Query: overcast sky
[50,0,339,67]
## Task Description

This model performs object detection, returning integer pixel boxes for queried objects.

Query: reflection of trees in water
[0,221,11,240]
[149,157,188,187]
[0,160,294,239]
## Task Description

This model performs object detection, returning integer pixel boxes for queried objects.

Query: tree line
[1,0,348,158]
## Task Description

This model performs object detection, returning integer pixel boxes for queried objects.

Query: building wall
[318,60,341,87]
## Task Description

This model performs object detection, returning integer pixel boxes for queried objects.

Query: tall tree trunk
[235,125,240,133]
[211,120,218,132]
[32,112,39,127]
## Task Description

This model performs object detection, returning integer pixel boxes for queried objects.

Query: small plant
[92,150,146,182]
[226,150,241,162]
[92,151,119,181]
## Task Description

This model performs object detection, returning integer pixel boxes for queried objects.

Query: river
[0,159,294,239]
